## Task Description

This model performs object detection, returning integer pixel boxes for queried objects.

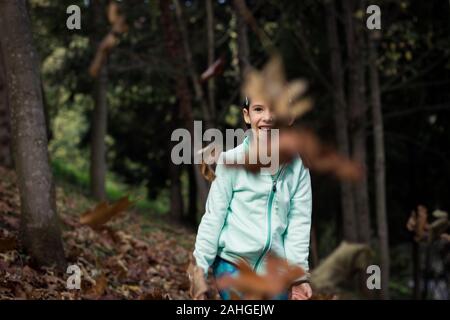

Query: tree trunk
[169,104,184,222]
[234,0,251,79]
[169,160,184,222]
[206,0,216,120]
[0,41,12,168]
[310,224,319,269]
[233,0,251,129]
[173,0,212,129]
[412,240,421,299]
[0,0,66,269]
[90,0,108,201]
[187,164,198,227]
[90,66,108,201]
[325,0,357,242]
[159,0,209,225]
[343,0,371,244]
[368,32,390,299]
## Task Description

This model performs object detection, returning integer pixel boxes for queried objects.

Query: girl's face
[243,101,275,136]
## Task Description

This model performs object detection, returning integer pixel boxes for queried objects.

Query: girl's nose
[263,111,274,122]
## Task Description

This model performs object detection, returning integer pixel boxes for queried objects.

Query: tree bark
[89,0,108,201]
[343,0,371,244]
[368,31,390,299]
[325,0,357,242]
[169,104,185,222]
[233,0,251,129]
[0,0,66,269]
[169,159,184,222]
[206,0,216,120]
[159,0,209,224]
[310,224,319,269]
[173,0,213,128]
[0,41,12,168]
[234,0,251,79]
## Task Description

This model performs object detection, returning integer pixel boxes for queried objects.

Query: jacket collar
[241,135,282,176]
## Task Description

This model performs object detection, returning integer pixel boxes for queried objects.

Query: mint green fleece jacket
[193,137,312,279]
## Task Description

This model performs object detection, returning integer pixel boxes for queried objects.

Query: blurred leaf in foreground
[80,196,133,228]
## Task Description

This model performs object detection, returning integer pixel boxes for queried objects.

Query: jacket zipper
[253,165,286,272]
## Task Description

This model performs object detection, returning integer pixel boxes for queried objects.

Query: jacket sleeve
[284,161,312,280]
[193,154,234,277]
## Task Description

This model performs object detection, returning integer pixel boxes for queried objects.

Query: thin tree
[0,0,66,269]
[325,0,358,242]
[342,0,371,243]
[368,30,390,299]
[89,0,109,201]
[233,0,251,130]
[0,41,12,168]
[206,0,216,121]
[173,0,213,129]
[159,0,209,225]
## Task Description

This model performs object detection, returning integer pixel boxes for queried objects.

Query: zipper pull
[272,181,277,192]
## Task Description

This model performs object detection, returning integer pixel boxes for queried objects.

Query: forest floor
[0,165,220,300]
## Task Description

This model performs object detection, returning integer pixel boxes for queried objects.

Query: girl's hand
[196,293,208,300]
[290,283,312,300]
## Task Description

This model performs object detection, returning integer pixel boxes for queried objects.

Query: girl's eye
[253,106,263,112]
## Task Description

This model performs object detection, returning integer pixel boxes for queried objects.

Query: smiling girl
[193,96,313,300]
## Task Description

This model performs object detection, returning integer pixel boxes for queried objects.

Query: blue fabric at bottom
[212,256,289,300]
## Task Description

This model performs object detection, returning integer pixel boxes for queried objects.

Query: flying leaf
[200,56,226,83]
[80,196,133,228]
[216,253,305,300]
[227,128,363,181]
[406,205,429,242]
[200,162,216,182]
[242,55,312,123]
[89,1,128,77]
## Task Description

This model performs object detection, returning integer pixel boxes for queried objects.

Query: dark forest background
[0,0,449,300]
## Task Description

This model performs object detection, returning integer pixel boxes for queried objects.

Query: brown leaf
[87,275,108,298]
[200,56,226,83]
[216,254,305,300]
[242,55,312,122]
[200,162,216,182]
[89,2,128,77]
[227,128,363,181]
[0,236,16,253]
[186,254,208,300]
[107,2,128,33]
[139,288,170,300]
[89,33,117,77]
[80,196,133,227]
[406,206,430,243]
[428,217,449,242]
[310,293,338,300]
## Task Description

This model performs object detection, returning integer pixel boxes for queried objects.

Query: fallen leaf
[0,236,16,253]
[87,275,108,298]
